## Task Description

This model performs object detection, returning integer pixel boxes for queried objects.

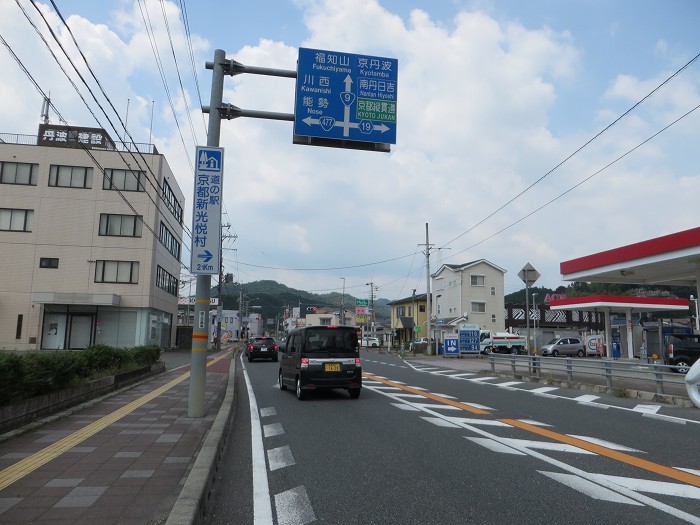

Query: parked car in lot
[278,325,361,400]
[245,336,279,362]
[409,337,430,352]
[539,337,585,357]
[361,336,380,348]
[664,333,700,373]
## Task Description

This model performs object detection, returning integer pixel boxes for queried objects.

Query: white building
[0,124,184,351]
[431,260,507,340]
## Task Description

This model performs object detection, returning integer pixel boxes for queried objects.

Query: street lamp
[691,295,700,334]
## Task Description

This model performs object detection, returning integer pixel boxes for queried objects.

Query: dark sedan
[245,336,279,362]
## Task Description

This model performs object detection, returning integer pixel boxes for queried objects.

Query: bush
[0,344,163,406]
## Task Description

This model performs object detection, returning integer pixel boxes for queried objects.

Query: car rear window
[303,328,357,354]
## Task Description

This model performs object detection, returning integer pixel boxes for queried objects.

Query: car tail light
[273,345,279,351]
[301,357,309,369]
[355,358,361,368]
[248,345,253,350]
[669,343,674,358]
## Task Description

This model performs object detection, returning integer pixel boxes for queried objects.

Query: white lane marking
[241,356,274,525]
[679,468,700,477]
[391,403,420,411]
[516,419,552,427]
[414,367,440,372]
[260,407,277,417]
[643,412,687,424]
[499,438,595,454]
[275,485,316,525]
[496,381,523,388]
[587,473,700,500]
[370,386,403,391]
[467,376,499,382]
[633,404,662,414]
[429,392,458,399]
[567,435,642,453]
[539,471,643,505]
[467,437,526,455]
[574,394,600,403]
[446,372,477,378]
[529,386,559,394]
[413,403,461,411]
[263,423,284,438]
[267,446,295,472]
[421,417,461,428]
[445,417,511,427]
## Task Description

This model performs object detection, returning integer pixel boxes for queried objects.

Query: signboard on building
[294,47,398,148]
[355,299,369,307]
[38,124,115,150]
[190,146,223,275]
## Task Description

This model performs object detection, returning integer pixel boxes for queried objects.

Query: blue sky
[1,0,699,301]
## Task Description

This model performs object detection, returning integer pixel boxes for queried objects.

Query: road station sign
[294,47,398,147]
[190,146,223,275]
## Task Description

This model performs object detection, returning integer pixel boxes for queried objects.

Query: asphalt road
[204,350,700,524]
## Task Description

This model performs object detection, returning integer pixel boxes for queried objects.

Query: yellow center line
[363,371,700,488]
[501,418,700,488]
[363,373,490,415]
[0,351,231,492]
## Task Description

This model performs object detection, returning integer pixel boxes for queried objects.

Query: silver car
[539,337,585,357]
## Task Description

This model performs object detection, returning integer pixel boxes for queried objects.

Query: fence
[486,354,688,397]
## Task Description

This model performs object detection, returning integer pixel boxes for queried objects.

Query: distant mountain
[212,279,390,324]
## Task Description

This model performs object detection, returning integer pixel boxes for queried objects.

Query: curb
[165,350,238,525]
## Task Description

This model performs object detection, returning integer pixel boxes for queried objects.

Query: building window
[491,314,497,323]
[419,305,425,313]
[99,213,143,237]
[159,221,181,259]
[156,265,178,296]
[95,260,139,284]
[0,162,37,185]
[103,168,145,192]
[471,301,486,313]
[162,180,183,224]
[437,304,441,315]
[397,306,405,317]
[320,317,332,326]
[471,275,485,286]
[0,208,33,231]
[49,165,93,188]
[490,286,496,295]
[40,258,59,268]
[408,306,413,316]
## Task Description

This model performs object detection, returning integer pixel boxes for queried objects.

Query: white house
[431,259,507,342]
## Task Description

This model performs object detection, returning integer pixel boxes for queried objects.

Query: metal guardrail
[487,354,688,396]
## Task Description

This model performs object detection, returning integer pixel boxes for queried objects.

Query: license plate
[324,362,341,372]
[261,347,267,352]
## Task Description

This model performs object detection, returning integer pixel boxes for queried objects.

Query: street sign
[444,336,460,356]
[190,146,223,275]
[355,299,369,307]
[294,47,398,146]
[518,262,540,287]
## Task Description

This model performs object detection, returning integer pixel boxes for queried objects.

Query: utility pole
[419,223,434,355]
[340,277,346,326]
[216,224,235,353]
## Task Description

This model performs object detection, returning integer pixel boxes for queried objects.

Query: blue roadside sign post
[444,335,460,358]
[294,47,398,150]
[459,324,481,354]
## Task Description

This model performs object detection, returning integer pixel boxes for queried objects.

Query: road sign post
[518,263,541,356]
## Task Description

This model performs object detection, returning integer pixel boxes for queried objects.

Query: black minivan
[279,326,362,400]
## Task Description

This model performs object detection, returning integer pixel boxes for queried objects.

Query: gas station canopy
[554,227,700,359]
[559,226,700,287]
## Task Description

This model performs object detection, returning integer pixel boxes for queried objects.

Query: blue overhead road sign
[294,47,398,146]
[190,146,223,275]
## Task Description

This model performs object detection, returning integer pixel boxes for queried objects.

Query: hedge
[0,345,161,406]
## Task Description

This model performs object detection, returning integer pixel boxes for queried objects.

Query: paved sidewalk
[0,349,235,525]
